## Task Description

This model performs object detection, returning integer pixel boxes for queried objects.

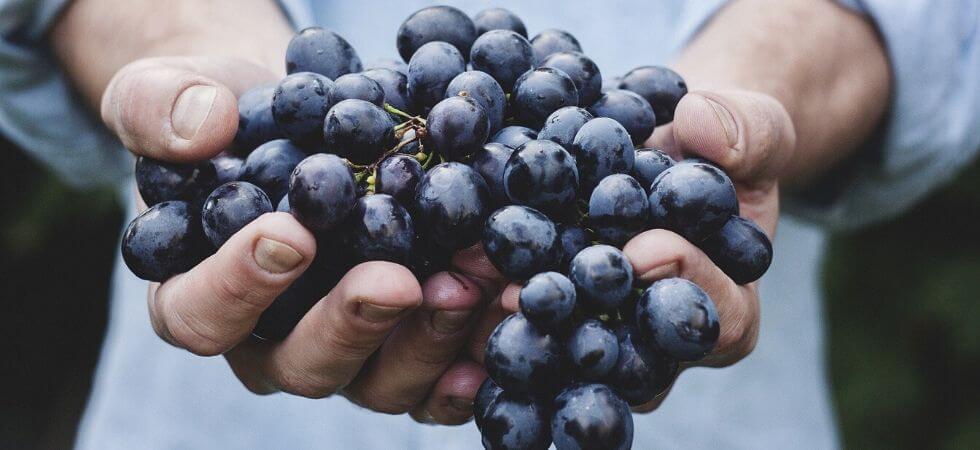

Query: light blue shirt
[1,0,978,448]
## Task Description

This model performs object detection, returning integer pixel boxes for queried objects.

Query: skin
[50,0,888,425]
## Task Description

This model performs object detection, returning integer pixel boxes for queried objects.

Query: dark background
[1,133,978,449]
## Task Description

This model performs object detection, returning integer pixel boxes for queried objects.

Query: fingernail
[698,95,738,147]
[448,397,473,413]
[254,237,303,273]
[359,303,406,323]
[640,262,680,281]
[430,310,473,334]
[172,85,217,140]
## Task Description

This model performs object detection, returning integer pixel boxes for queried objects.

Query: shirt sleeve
[785,0,980,230]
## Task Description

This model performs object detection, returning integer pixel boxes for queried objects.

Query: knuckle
[212,270,270,315]
[275,368,341,399]
[350,387,415,415]
[166,307,231,356]
[716,298,759,361]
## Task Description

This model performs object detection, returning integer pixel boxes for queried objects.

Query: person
[1,0,977,448]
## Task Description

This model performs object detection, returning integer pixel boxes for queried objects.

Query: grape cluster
[120,6,774,449]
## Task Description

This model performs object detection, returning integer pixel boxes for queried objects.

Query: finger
[672,90,796,183]
[101,56,276,162]
[467,282,520,364]
[343,271,483,414]
[410,360,487,425]
[452,243,508,297]
[623,229,759,366]
[259,261,423,398]
[149,212,316,356]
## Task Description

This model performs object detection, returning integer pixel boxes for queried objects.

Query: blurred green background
[1,133,977,449]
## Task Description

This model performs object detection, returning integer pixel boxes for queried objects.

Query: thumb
[672,90,796,183]
[101,56,277,162]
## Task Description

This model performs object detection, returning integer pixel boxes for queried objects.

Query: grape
[588,174,649,247]
[529,29,582,65]
[276,195,290,213]
[365,58,408,76]
[240,139,307,204]
[285,26,361,79]
[329,73,385,106]
[539,51,603,106]
[376,154,423,204]
[470,142,515,205]
[344,194,415,265]
[414,162,492,250]
[135,156,217,207]
[362,68,414,115]
[271,72,335,147]
[491,125,537,149]
[699,215,773,284]
[288,153,357,233]
[484,312,563,394]
[647,162,738,242]
[396,6,477,62]
[470,30,533,92]
[636,278,720,361]
[446,71,506,133]
[568,245,634,312]
[474,377,504,431]
[570,117,635,194]
[253,261,341,340]
[557,225,591,271]
[201,182,273,248]
[121,201,209,282]
[502,140,579,218]
[407,233,453,279]
[619,66,687,124]
[407,41,466,109]
[631,148,675,192]
[483,205,559,281]
[481,391,552,450]
[588,89,656,145]
[211,154,244,185]
[568,319,620,381]
[425,95,490,161]
[519,271,576,331]
[551,384,633,450]
[323,99,396,165]
[473,8,527,38]
[537,106,593,149]
[395,127,421,155]
[233,82,284,154]
[512,68,579,129]
[605,325,677,405]
[602,75,623,93]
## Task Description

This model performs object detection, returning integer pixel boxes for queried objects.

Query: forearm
[49,0,294,108]
[673,0,890,184]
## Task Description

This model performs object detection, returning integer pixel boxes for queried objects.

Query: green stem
[384,103,415,120]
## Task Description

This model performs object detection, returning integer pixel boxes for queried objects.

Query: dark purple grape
[376,154,423,204]
[323,99,396,165]
[288,153,357,233]
[481,391,552,450]
[396,127,422,155]
[344,194,415,265]
[396,6,477,62]
[285,27,361,79]
[276,195,290,213]
[271,72,334,147]
[329,73,385,106]
[589,89,656,145]
[551,384,633,450]
[240,139,307,204]
[568,245,634,312]
[121,201,209,282]
[211,154,244,185]
[557,225,591,271]
[407,233,453,280]
[570,117,635,194]
[233,83,283,155]
[253,261,341,340]
[519,271,576,331]
[632,148,675,192]
[605,325,678,405]
[474,377,503,431]
[619,66,687,124]
[362,68,413,114]
[529,29,582,65]
[588,174,649,247]
[491,125,537,148]
[469,30,533,92]
[511,67,579,129]
[425,95,489,161]
[470,142,515,204]
[484,313,562,394]
[414,162,492,250]
[201,181,273,248]
[539,51,602,106]
[647,162,738,242]
[365,58,408,76]
[568,319,619,381]
[502,139,579,218]
[446,71,506,133]
[407,41,466,109]
[483,205,559,280]
[135,156,218,207]
[636,278,720,361]
[537,106,593,148]
[473,8,527,38]
[699,215,773,284]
